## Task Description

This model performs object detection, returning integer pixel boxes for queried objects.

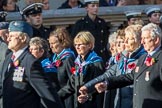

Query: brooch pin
[135,66,139,73]
[145,71,150,81]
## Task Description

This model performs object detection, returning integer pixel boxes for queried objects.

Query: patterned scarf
[74,51,102,76]
[119,46,146,74]
[41,48,75,73]
[105,56,116,69]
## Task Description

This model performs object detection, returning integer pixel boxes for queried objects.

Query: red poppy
[145,57,155,67]
[128,63,136,69]
[70,67,76,74]
[13,60,19,67]
[55,60,62,67]
[115,53,120,61]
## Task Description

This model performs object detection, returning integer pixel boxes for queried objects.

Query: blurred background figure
[71,0,110,65]
[155,0,162,4]
[116,0,144,6]
[0,11,7,22]
[145,7,161,26]
[106,32,117,68]
[0,22,9,44]
[58,0,84,9]
[1,0,19,12]
[25,0,42,5]
[0,23,9,106]
[125,11,142,26]
[21,3,51,40]
[0,22,9,90]
[42,0,50,10]
[115,29,125,53]
[99,0,117,7]
[25,0,34,5]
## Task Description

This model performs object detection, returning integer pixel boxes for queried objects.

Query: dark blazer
[1,49,63,108]
[57,0,83,9]
[0,39,8,73]
[58,51,105,108]
[106,49,162,108]
[32,25,51,40]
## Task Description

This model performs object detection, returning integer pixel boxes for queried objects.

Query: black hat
[125,11,142,20]
[21,3,44,16]
[0,11,7,22]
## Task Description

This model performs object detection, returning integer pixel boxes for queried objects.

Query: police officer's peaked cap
[9,21,33,38]
[145,7,161,17]
[21,3,44,16]
[84,0,99,4]
[0,22,9,30]
[125,11,142,20]
[0,11,7,22]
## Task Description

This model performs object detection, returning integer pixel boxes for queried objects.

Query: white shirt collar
[12,46,28,61]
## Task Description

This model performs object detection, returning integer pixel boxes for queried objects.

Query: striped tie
[10,54,15,66]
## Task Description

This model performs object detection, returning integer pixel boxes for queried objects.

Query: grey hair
[141,23,162,41]
[107,32,117,49]
[19,32,30,44]
[108,32,117,44]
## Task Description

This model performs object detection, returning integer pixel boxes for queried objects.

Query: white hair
[141,23,162,40]
[107,32,117,49]
[108,32,117,44]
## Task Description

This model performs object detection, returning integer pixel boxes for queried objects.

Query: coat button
[136,79,138,82]
[101,40,103,43]
[100,50,103,53]
[134,93,137,96]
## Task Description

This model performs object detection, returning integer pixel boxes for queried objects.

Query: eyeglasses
[74,43,87,47]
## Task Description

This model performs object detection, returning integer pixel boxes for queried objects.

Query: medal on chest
[13,67,25,82]
[145,71,150,81]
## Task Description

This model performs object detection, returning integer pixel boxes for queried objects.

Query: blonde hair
[116,29,125,40]
[125,24,143,42]
[74,31,95,50]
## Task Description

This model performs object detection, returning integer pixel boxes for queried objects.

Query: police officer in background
[21,3,51,40]
[0,11,7,22]
[71,0,110,64]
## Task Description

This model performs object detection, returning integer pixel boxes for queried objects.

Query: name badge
[13,67,25,82]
